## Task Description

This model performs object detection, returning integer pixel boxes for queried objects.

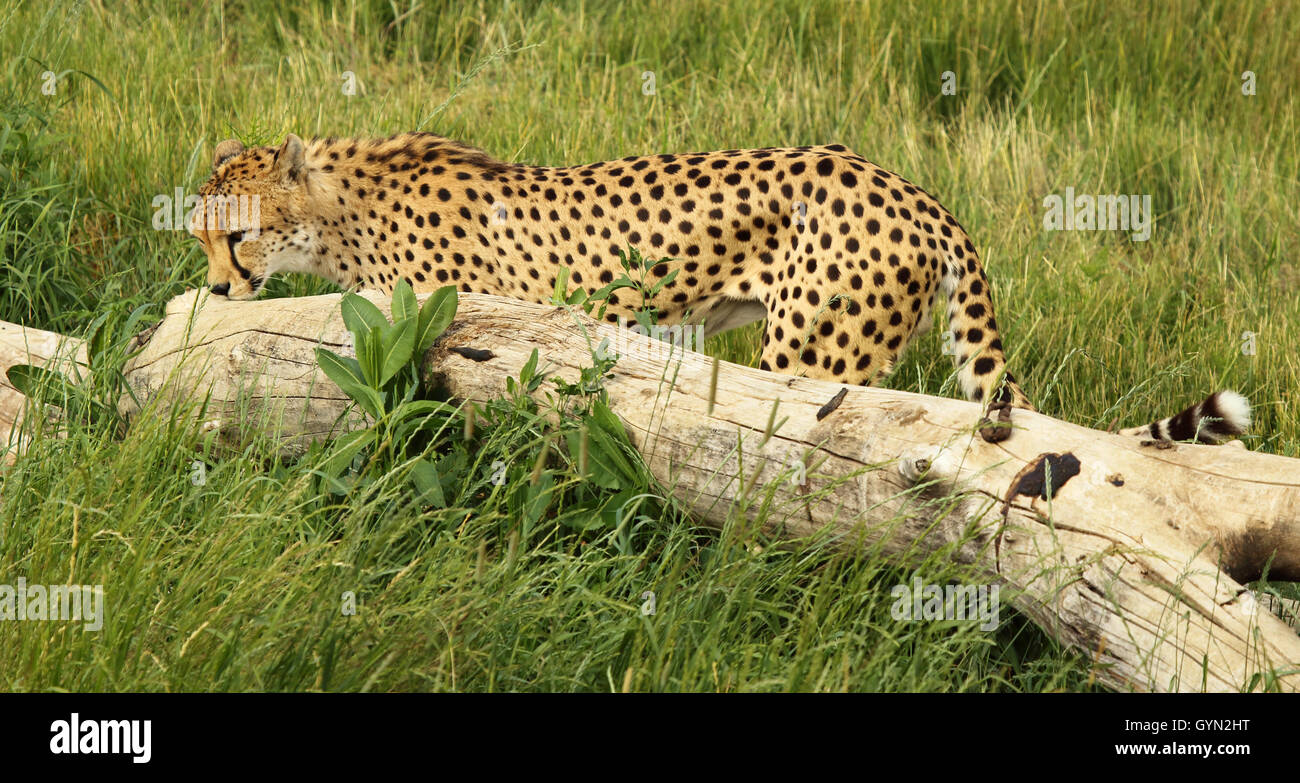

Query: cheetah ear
[273,133,306,183]
[213,139,245,169]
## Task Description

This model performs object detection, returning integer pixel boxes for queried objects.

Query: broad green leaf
[585,281,621,305]
[318,428,376,477]
[566,428,621,490]
[315,348,383,418]
[559,499,606,531]
[359,326,384,388]
[392,278,418,323]
[649,268,678,295]
[415,285,458,353]
[306,468,356,496]
[390,399,457,427]
[122,304,157,340]
[591,399,629,440]
[587,401,640,485]
[596,489,640,531]
[85,311,112,366]
[4,364,107,417]
[550,267,570,305]
[409,457,446,507]
[6,364,68,400]
[519,348,539,389]
[378,316,416,386]
[340,293,389,338]
[524,470,555,527]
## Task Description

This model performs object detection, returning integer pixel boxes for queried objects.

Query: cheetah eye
[228,231,245,243]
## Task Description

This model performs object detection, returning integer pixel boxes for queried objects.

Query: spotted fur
[190,132,1247,441]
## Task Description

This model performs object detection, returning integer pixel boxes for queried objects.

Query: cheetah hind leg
[976,372,1022,444]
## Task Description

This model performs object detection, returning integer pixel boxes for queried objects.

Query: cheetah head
[189,134,320,299]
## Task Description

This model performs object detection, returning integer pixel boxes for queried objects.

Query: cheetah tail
[1117,390,1251,444]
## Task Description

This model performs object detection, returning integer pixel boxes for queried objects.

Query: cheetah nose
[210,282,231,296]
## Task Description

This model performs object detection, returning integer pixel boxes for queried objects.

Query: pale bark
[0,320,87,464]
[3,287,1300,692]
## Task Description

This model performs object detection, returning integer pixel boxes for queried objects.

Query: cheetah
[189,132,1248,443]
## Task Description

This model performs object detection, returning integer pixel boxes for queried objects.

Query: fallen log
[3,287,1300,692]
[0,320,87,464]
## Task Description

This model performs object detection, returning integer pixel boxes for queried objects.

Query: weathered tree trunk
[3,288,1300,692]
[0,320,87,464]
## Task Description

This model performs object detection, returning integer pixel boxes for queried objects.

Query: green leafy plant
[312,280,460,500]
[550,246,678,331]
[477,346,654,536]
[310,278,661,539]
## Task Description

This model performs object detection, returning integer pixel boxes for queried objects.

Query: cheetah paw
[978,401,1013,444]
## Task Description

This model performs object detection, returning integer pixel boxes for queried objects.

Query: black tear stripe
[226,235,253,280]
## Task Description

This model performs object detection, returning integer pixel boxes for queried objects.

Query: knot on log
[899,456,931,484]
[898,449,959,487]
